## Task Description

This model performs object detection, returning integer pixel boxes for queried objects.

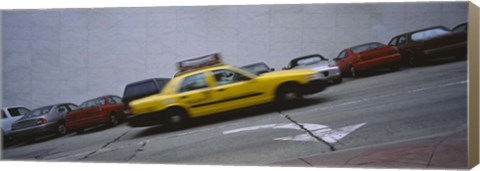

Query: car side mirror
[270,68,275,71]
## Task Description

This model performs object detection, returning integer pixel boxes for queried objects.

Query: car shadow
[356,68,398,78]
[414,56,462,67]
[73,122,127,136]
[3,123,127,148]
[130,97,331,139]
[4,133,71,148]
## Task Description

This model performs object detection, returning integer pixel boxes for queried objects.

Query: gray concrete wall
[1,2,468,109]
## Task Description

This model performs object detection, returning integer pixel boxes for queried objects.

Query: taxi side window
[180,73,208,92]
[212,69,250,86]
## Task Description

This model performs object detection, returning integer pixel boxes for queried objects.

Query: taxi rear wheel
[165,108,189,130]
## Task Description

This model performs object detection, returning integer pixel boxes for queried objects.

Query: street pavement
[1,58,469,170]
[272,127,468,169]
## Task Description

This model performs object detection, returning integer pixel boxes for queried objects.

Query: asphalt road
[1,58,468,166]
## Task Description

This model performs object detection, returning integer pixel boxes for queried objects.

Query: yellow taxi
[127,53,329,128]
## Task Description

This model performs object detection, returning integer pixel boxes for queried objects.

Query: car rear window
[8,107,29,117]
[297,56,322,65]
[23,106,53,118]
[80,98,106,108]
[452,24,467,33]
[411,28,450,41]
[290,55,326,68]
[124,81,159,98]
[241,63,269,75]
[351,42,385,54]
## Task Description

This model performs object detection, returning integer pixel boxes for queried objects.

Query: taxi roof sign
[175,53,224,76]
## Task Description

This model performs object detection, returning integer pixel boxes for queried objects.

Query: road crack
[80,130,129,160]
[426,134,450,168]
[127,140,149,161]
[278,111,336,151]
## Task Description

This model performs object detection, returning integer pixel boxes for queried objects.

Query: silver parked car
[10,103,78,142]
[240,62,275,75]
[284,54,343,84]
[2,106,30,139]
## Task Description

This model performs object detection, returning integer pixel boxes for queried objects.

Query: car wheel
[390,64,400,71]
[109,114,119,126]
[350,66,360,78]
[407,54,424,66]
[76,129,85,134]
[275,83,302,108]
[165,108,189,130]
[56,123,67,136]
[24,137,36,144]
[455,54,466,60]
[332,77,343,84]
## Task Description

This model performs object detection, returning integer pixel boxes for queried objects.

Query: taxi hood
[257,69,316,78]
[129,93,169,108]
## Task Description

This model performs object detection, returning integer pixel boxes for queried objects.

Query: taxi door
[176,73,216,117]
[208,69,266,113]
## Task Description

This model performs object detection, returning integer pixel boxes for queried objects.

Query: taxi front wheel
[275,83,302,107]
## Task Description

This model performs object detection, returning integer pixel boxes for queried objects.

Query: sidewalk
[272,129,468,169]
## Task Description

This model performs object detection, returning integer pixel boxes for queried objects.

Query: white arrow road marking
[223,123,329,134]
[274,122,366,143]
[223,122,366,143]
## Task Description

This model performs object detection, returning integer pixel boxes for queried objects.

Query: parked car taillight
[36,118,47,125]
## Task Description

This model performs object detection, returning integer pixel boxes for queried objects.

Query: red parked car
[66,95,126,134]
[334,42,402,77]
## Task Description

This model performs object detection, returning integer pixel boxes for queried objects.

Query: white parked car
[2,106,30,139]
[284,54,343,84]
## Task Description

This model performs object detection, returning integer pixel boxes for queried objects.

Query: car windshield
[290,55,325,68]
[411,28,450,41]
[22,106,52,119]
[240,63,269,75]
[351,42,386,54]
[79,98,105,108]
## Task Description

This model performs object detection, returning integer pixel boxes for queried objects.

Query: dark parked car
[452,22,468,33]
[10,103,78,142]
[240,62,275,75]
[388,26,467,66]
[334,42,402,77]
[122,78,170,116]
[66,95,126,134]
